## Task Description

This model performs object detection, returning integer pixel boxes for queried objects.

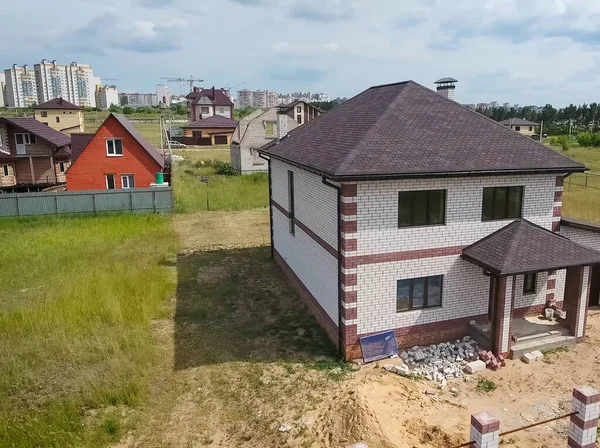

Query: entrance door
[590,264,600,307]
[14,133,28,155]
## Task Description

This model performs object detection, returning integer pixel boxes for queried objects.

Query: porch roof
[461,219,600,276]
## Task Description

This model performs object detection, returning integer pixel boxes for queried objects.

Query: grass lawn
[0,214,178,447]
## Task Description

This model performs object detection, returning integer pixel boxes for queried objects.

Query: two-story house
[186,87,234,122]
[259,80,600,360]
[280,100,322,125]
[0,117,71,190]
[33,98,85,134]
[66,114,165,191]
[500,118,540,137]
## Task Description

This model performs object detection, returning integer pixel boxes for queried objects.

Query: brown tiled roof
[260,81,585,180]
[182,115,238,129]
[111,114,165,168]
[70,133,95,163]
[186,87,233,107]
[499,118,540,126]
[34,98,81,110]
[0,117,71,148]
[461,219,600,275]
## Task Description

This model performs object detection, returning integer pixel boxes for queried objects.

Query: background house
[66,114,165,191]
[231,108,298,174]
[0,117,71,190]
[280,100,321,125]
[34,98,85,133]
[500,118,540,137]
[259,80,600,360]
[181,115,237,146]
[186,87,233,122]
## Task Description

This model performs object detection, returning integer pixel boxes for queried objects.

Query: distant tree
[109,104,122,113]
[234,107,258,120]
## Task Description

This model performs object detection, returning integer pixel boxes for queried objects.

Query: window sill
[523,291,537,296]
[396,305,443,314]
[482,217,522,222]
[106,154,124,157]
[398,223,446,229]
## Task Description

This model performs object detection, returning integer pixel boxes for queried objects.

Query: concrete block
[531,350,544,361]
[521,352,537,364]
[464,360,486,374]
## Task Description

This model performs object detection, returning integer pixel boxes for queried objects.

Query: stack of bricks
[569,386,600,448]
[470,412,500,448]
[478,351,505,370]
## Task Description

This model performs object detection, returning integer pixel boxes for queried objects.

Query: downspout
[259,154,274,258]
[322,176,343,358]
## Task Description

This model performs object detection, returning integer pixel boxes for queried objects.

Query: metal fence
[567,171,600,190]
[0,187,173,218]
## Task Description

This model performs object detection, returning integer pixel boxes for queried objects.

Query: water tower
[434,77,458,100]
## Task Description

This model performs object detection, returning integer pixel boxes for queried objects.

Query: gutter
[321,176,344,359]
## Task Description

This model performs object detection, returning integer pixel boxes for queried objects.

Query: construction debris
[478,350,506,370]
[465,360,486,374]
[521,350,544,363]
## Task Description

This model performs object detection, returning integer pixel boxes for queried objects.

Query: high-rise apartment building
[5,64,38,108]
[156,84,170,106]
[119,93,158,108]
[0,73,6,107]
[96,85,119,109]
[35,59,69,104]
[65,63,97,107]
[236,89,279,108]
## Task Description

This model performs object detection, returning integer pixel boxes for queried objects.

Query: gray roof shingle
[461,219,600,275]
[499,118,540,126]
[182,115,238,129]
[34,98,81,110]
[260,81,585,180]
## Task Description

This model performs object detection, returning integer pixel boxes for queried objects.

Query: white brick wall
[356,174,557,255]
[271,160,339,324]
[355,255,490,334]
[500,276,514,353]
[513,272,549,309]
[577,266,591,338]
[560,226,600,251]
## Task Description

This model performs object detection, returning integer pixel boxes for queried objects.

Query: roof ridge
[337,81,415,173]
[500,220,526,273]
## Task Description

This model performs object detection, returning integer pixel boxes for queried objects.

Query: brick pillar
[470,412,500,448]
[492,276,514,356]
[553,176,564,232]
[340,183,359,360]
[564,266,591,339]
[569,386,600,448]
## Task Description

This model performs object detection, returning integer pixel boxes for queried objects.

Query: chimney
[193,87,199,93]
[434,77,458,101]
[277,106,288,140]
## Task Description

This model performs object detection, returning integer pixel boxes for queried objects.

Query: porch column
[564,266,592,339]
[28,156,35,183]
[492,275,515,356]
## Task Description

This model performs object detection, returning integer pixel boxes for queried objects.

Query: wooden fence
[567,171,600,190]
[0,187,173,218]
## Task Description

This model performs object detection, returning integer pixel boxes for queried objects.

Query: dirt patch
[405,418,463,447]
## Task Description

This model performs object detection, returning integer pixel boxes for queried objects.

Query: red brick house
[66,114,165,191]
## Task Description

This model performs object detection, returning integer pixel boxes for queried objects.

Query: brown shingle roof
[461,219,600,275]
[0,117,71,148]
[182,115,238,129]
[70,133,95,163]
[186,87,233,107]
[260,81,585,180]
[34,98,81,110]
[499,118,540,126]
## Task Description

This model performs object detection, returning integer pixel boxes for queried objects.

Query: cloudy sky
[2,0,600,106]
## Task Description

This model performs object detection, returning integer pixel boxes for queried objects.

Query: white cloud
[271,41,339,57]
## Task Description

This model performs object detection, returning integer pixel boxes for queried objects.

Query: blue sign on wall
[359,330,398,363]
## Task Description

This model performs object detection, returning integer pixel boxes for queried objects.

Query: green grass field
[0,214,178,447]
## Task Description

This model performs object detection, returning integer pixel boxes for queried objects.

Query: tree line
[476,103,600,135]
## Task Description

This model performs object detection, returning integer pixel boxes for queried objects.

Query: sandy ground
[114,210,600,448]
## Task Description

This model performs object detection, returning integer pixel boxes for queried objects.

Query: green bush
[214,162,240,176]
[576,132,600,147]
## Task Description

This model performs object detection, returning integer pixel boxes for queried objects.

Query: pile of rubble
[383,336,506,383]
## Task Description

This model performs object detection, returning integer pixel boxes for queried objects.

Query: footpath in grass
[0,213,178,447]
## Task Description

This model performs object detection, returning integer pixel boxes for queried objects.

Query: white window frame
[121,174,135,189]
[59,161,66,173]
[2,164,9,176]
[106,174,116,190]
[106,138,123,156]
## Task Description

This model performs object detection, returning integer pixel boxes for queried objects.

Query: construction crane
[160,76,204,93]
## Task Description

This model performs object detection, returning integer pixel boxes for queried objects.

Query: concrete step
[510,335,577,360]
[512,326,571,342]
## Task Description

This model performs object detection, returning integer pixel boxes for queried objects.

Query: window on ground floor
[397,275,443,312]
[2,164,9,176]
[398,189,446,227]
[106,174,115,190]
[482,186,523,221]
[121,174,135,189]
[523,273,537,294]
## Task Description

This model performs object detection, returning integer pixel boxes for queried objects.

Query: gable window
[397,275,443,312]
[265,122,275,136]
[106,138,123,156]
[106,174,115,190]
[288,170,295,235]
[398,190,446,227]
[41,111,48,117]
[2,164,9,176]
[200,106,210,114]
[121,174,135,189]
[482,186,523,221]
[296,106,301,113]
[529,126,533,132]
[515,126,521,131]
[523,273,537,294]
[59,161,65,173]
[56,117,60,123]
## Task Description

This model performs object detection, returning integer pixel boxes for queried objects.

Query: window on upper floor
[59,161,65,173]
[218,107,225,113]
[397,275,443,312]
[523,273,537,294]
[296,106,301,113]
[398,190,446,227]
[106,138,123,156]
[288,170,295,235]
[201,106,210,114]
[482,186,523,221]
[265,122,275,136]
[297,114,302,124]
[56,117,60,123]
[515,126,521,131]
[529,126,533,132]
[2,164,9,176]
[41,111,48,117]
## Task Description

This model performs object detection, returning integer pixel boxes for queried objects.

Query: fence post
[152,189,156,213]
[585,173,588,189]
[569,386,600,448]
[55,193,59,214]
[129,189,133,211]
[470,412,499,448]
[15,195,20,216]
